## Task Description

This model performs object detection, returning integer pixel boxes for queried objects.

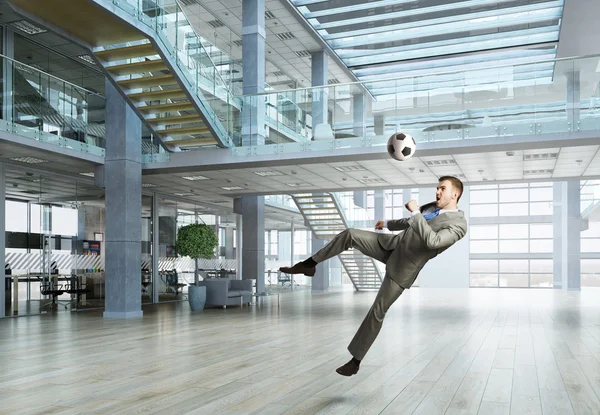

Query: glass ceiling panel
[290,0,565,95]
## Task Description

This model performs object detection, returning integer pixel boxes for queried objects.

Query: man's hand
[405,200,419,213]
[375,220,385,230]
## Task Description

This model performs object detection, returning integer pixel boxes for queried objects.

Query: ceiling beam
[142,130,600,174]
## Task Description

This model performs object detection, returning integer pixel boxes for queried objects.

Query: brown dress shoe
[336,359,359,376]
[279,263,316,276]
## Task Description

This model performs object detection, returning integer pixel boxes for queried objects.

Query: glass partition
[0,54,106,157]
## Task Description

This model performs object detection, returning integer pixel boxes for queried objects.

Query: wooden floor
[1,287,600,415]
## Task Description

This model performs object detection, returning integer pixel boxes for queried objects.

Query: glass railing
[332,192,373,229]
[227,54,600,158]
[0,54,106,157]
[264,194,298,210]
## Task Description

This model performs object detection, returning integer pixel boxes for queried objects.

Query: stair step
[96,43,157,61]
[165,137,217,147]
[106,59,168,76]
[148,114,203,126]
[138,101,195,114]
[118,74,178,89]
[156,126,210,136]
[128,88,187,102]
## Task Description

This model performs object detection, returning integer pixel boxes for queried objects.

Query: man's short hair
[439,176,464,202]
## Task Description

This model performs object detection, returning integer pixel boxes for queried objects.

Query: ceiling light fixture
[254,171,284,176]
[181,175,209,181]
[221,186,244,191]
[78,172,95,177]
[333,165,366,172]
[77,55,96,65]
[142,183,158,188]
[10,20,47,35]
[11,157,48,164]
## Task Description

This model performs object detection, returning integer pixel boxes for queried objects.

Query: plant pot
[188,285,206,311]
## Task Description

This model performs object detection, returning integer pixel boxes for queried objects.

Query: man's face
[435,180,456,209]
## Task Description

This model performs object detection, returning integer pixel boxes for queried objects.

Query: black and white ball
[387,132,416,161]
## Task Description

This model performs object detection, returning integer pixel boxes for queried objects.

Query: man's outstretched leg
[280,229,392,276]
[336,276,404,376]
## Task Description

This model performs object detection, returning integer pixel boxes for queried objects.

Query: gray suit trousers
[311,229,405,360]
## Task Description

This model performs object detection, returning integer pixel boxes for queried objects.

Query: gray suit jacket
[383,202,468,288]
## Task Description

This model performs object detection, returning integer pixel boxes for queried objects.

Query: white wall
[417,186,470,288]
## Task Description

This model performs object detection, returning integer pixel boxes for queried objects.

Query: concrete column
[234,197,264,291]
[374,190,384,220]
[566,71,580,128]
[152,193,159,303]
[235,214,243,280]
[554,181,581,290]
[2,26,14,122]
[225,227,235,259]
[290,222,295,265]
[374,113,385,136]
[103,79,142,319]
[353,93,366,137]
[403,189,412,218]
[241,0,266,146]
[311,50,328,130]
[311,236,329,291]
[0,163,5,318]
[353,191,366,208]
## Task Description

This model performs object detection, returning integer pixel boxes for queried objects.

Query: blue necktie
[423,209,441,220]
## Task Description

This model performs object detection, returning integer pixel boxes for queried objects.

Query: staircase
[8,0,235,151]
[291,193,383,291]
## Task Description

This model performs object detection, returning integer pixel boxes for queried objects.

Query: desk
[5,274,89,312]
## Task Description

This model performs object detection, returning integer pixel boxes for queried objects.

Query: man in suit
[280,176,468,376]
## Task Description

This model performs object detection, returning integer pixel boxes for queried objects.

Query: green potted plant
[176,223,218,311]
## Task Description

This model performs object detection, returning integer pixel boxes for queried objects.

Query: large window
[469,182,553,288]
[471,183,553,217]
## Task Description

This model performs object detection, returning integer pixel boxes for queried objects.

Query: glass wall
[581,180,600,286]
[469,182,553,288]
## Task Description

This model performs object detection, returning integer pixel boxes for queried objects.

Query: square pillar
[566,71,580,128]
[2,26,14,122]
[242,0,266,146]
[311,51,328,129]
[234,197,265,291]
[374,190,384,220]
[374,113,385,136]
[311,236,329,291]
[553,180,581,290]
[353,93,366,137]
[103,79,143,318]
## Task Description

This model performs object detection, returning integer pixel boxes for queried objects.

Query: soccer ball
[387,132,416,161]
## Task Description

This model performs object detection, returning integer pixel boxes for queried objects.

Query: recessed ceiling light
[79,172,95,177]
[10,20,47,35]
[181,175,209,181]
[254,171,284,177]
[524,169,554,175]
[174,192,195,196]
[142,183,158,188]
[11,157,48,164]
[333,165,366,172]
[221,186,244,191]
[77,55,96,65]
[523,153,558,160]
[358,178,387,184]
[286,183,309,187]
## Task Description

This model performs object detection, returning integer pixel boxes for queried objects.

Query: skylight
[291,0,565,95]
